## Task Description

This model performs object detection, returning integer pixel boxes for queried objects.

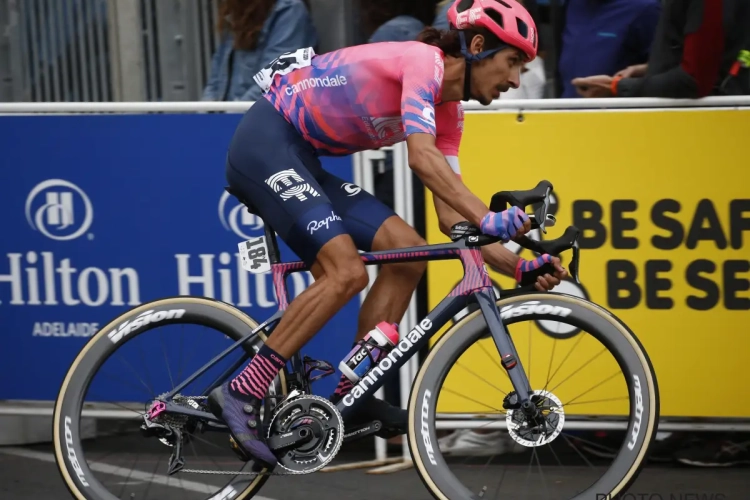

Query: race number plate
[239,236,271,274]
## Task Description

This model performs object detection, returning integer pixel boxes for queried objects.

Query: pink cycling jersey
[265,42,464,160]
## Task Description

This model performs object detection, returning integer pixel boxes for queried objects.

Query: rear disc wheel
[53,296,287,500]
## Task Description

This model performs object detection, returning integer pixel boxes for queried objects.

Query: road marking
[0,447,277,500]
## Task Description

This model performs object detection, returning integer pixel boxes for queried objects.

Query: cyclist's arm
[407,134,489,227]
[400,47,489,227]
[433,188,520,278]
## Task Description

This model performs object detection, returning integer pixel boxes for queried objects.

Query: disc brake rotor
[506,389,565,447]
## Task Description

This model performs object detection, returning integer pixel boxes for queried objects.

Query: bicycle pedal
[343,420,383,443]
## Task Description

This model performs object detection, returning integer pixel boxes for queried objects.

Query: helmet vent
[484,9,505,29]
[456,0,474,12]
[496,0,513,7]
[516,18,529,38]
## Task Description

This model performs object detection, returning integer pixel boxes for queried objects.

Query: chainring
[506,389,565,447]
[266,393,344,474]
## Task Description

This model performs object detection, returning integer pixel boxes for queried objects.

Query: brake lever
[514,226,582,285]
[529,214,557,230]
[570,238,581,284]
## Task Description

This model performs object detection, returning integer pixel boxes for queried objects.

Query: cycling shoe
[208,384,277,468]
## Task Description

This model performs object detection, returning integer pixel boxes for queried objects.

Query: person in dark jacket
[572,0,750,98]
[558,0,661,98]
[202,0,318,102]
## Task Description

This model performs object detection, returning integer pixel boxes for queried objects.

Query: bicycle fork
[474,288,542,423]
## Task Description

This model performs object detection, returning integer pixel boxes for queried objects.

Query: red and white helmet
[448,0,538,61]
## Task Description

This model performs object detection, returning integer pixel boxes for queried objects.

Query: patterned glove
[515,254,556,287]
[479,207,529,241]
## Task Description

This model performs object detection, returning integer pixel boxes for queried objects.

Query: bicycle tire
[407,292,660,500]
[53,296,287,500]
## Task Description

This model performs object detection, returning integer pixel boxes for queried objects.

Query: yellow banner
[426,108,750,418]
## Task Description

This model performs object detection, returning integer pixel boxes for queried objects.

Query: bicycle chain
[180,468,289,476]
[173,395,296,476]
[177,394,342,477]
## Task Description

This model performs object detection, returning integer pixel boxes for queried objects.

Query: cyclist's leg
[208,99,368,466]
[355,216,427,337]
[314,177,427,339]
[315,174,427,430]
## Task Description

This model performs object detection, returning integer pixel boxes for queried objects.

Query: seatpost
[263,224,281,264]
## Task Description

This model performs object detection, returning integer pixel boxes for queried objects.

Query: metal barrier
[0,0,220,102]
[3,95,750,113]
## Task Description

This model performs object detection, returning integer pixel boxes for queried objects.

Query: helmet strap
[463,61,472,102]
[458,31,510,101]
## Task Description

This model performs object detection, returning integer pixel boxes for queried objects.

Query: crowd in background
[198,0,749,468]
[201,0,750,104]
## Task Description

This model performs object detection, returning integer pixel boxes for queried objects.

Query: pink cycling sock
[334,375,354,397]
[229,344,286,401]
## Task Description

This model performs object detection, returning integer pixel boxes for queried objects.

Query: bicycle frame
[159,232,533,425]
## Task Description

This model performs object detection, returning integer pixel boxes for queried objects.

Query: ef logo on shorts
[265,169,321,202]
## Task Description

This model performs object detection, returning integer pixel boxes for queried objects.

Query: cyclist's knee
[316,235,369,298]
[326,259,368,299]
[394,257,426,284]
[373,217,428,280]
[338,262,369,297]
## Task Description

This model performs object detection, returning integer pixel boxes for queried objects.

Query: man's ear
[469,34,485,55]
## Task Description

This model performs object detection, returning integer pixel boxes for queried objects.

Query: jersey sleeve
[400,45,444,137]
[435,102,464,177]
[435,101,464,162]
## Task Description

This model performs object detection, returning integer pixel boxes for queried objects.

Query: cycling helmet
[447,0,538,101]
[448,0,538,61]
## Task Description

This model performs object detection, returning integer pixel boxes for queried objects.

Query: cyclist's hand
[480,207,530,242]
[516,255,568,291]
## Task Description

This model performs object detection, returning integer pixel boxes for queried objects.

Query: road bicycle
[54,180,659,500]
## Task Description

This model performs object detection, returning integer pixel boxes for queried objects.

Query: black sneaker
[331,394,407,438]
[576,431,700,463]
[675,437,750,467]
[648,432,703,463]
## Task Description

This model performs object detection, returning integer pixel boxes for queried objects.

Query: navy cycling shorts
[226,98,397,267]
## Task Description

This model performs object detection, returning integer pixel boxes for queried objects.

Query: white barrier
[2,95,750,114]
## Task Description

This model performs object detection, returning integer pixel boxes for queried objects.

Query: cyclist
[209,0,568,468]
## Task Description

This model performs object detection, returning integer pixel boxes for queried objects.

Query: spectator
[367,12,425,43]
[433,0,452,31]
[572,0,750,98]
[361,1,437,44]
[202,0,318,102]
[556,0,661,98]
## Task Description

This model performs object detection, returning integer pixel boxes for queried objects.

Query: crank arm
[267,427,314,452]
[343,421,383,443]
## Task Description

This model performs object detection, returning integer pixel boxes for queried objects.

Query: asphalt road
[1,435,747,500]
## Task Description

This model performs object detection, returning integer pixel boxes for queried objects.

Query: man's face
[471,44,524,105]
